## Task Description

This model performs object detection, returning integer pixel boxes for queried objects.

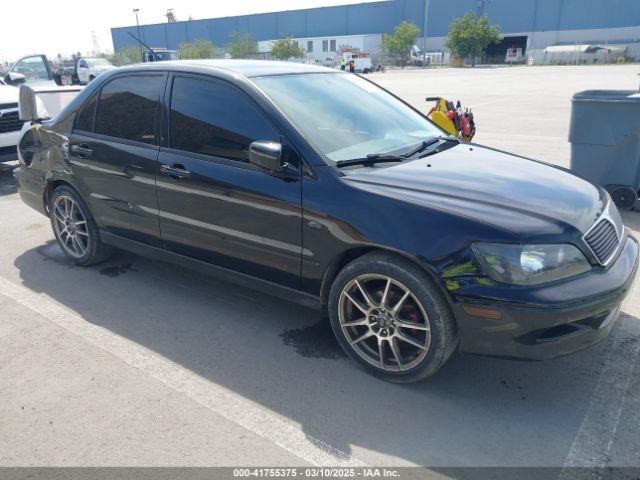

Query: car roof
[119,59,334,78]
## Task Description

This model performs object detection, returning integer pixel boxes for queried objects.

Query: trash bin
[569,90,640,208]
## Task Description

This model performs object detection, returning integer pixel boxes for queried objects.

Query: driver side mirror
[5,72,26,86]
[248,141,284,171]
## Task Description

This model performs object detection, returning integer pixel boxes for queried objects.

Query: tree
[381,21,421,67]
[445,12,502,66]
[270,38,304,60]
[107,45,143,66]
[178,39,217,59]
[228,31,258,59]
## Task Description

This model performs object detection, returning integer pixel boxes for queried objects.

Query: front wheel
[50,185,111,266]
[328,253,458,383]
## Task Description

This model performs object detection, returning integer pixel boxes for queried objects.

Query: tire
[606,185,637,210]
[49,185,111,266]
[328,252,458,383]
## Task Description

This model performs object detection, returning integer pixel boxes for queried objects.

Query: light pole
[422,0,430,66]
[133,8,143,61]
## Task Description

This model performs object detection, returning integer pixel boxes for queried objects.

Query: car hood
[0,85,18,103]
[344,144,604,236]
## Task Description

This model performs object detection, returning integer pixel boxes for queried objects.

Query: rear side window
[169,76,278,161]
[75,94,97,132]
[94,75,163,144]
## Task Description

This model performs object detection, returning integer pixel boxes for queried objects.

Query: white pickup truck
[1,55,82,163]
[73,57,116,84]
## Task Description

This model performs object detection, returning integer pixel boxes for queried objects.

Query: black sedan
[14,60,638,382]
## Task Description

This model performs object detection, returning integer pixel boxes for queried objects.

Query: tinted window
[75,94,97,132]
[94,75,163,144]
[169,76,277,161]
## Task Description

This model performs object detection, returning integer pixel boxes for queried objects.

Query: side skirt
[100,231,322,310]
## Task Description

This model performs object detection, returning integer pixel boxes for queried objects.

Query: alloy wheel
[338,274,431,372]
[52,195,90,259]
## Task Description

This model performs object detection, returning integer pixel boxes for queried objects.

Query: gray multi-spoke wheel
[52,195,90,259]
[329,252,458,383]
[49,185,111,266]
[338,274,431,372]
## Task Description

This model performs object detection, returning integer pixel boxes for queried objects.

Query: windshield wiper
[335,154,405,168]
[335,136,460,169]
[436,135,461,143]
[401,138,440,158]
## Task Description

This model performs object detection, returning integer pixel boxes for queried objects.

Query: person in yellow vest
[340,58,346,71]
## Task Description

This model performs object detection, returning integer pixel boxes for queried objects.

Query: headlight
[472,243,591,285]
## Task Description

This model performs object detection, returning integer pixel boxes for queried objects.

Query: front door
[69,73,165,247]
[77,59,89,84]
[155,74,303,288]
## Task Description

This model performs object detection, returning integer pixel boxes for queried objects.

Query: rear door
[155,74,303,288]
[69,73,166,247]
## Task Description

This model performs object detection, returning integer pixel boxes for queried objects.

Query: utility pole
[133,8,143,61]
[422,0,430,66]
[477,0,492,16]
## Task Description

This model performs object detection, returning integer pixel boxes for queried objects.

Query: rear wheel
[328,252,458,383]
[50,185,111,265]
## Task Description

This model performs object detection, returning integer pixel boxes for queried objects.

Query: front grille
[0,110,23,134]
[585,219,619,264]
[0,103,18,110]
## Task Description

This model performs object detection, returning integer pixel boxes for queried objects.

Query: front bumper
[0,131,20,162]
[453,235,639,360]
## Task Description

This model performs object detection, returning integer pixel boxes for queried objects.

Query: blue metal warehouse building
[111,0,640,61]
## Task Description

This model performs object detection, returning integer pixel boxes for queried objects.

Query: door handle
[71,144,93,158]
[160,163,191,179]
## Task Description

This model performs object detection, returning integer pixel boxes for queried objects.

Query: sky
[0,0,382,63]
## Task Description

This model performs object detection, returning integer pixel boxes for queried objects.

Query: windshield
[153,51,179,61]
[253,73,441,163]
[86,58,112,67]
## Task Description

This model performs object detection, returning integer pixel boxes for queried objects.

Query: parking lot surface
[0,65,639,469]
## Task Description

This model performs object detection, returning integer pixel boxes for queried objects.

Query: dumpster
[569,90,640,209]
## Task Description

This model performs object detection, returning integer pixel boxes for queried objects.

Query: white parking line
[0,276,367,467]
[560,314,640,476]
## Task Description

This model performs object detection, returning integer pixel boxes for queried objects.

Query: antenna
[127,32,157,61]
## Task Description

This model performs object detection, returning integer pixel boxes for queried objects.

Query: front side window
[75,93,97,132]
[11,56,50,84]
[94,75,163,144]
[169,76,278,162]
[254,73,441,163]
